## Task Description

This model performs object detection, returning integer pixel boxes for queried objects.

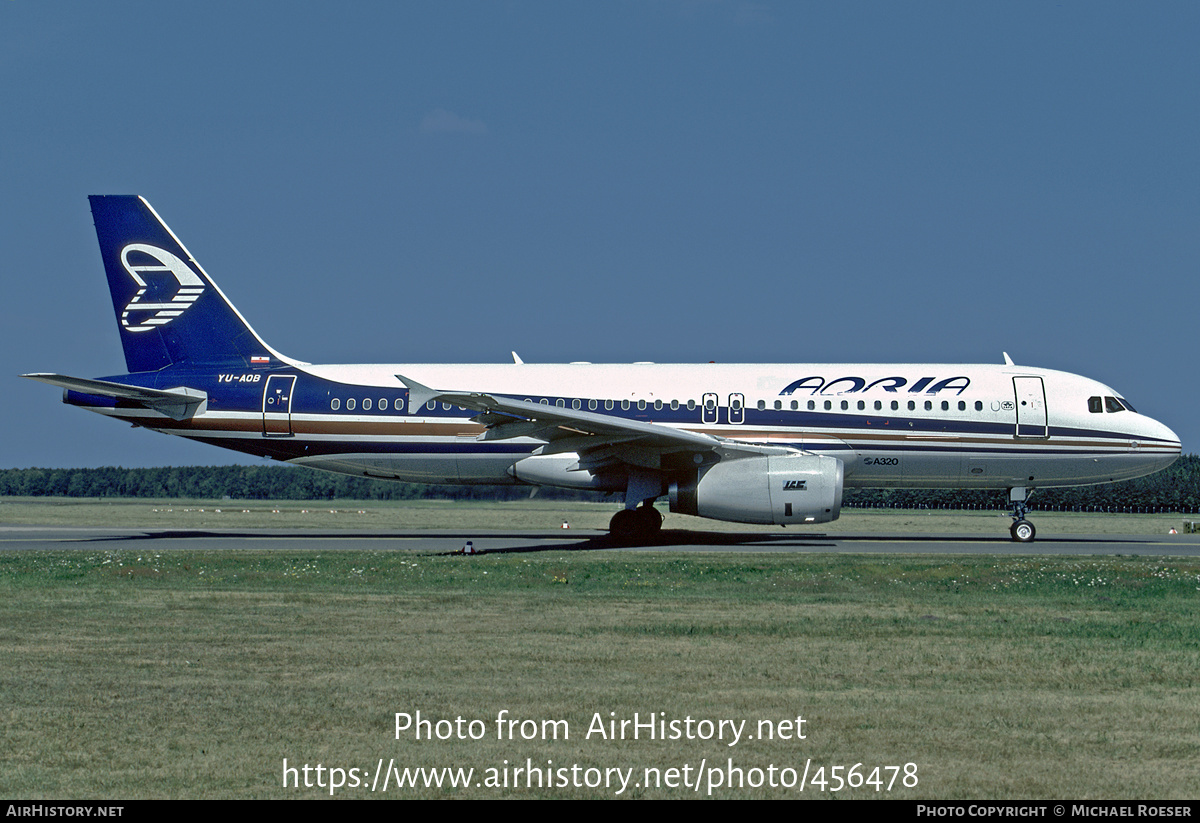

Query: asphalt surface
[3,526,1200,555]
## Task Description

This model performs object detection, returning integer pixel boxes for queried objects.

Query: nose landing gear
[1010,517,1036,542]
[1009,486,1036,542]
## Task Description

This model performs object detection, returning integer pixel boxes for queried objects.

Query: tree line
[0,465,597,502]
[847,453,1200,512]
[2,457,1200,512]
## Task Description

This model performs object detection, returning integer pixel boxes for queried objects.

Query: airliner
[24,196,1182,542]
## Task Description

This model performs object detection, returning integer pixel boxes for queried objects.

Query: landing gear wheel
[1007,487,1035,543]
[635,505,663,534]
[1010,519,1036,543]
[609,509,640,542]
[609,506,662,543]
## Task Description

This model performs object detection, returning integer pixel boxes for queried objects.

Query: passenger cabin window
[363,398,372,410]
[331,398,340,410]
[974,401,983,411]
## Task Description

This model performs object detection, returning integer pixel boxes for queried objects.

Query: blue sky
[3,1,1198,468]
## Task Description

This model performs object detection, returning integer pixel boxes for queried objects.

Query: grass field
[2,500,1198,799]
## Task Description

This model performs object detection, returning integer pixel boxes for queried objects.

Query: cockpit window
[1104,396,1125,413]
[1118,397,1137,413]
[1087,396,1103,414]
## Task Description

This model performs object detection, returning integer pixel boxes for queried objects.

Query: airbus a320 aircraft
[25,196,1182,542]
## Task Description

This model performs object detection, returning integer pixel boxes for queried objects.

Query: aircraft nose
[1142,416,1182,470]
[1153,418,1182,453]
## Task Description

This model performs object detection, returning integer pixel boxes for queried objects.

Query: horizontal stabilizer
[23,373,208,420]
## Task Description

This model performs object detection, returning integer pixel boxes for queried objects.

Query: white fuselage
[232,360,1182,492]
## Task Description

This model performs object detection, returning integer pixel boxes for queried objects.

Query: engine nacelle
[669,453,843,525]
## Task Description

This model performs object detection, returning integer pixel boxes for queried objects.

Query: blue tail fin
[89,195,289,373]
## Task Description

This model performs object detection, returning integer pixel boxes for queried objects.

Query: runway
[3,526,1200,556]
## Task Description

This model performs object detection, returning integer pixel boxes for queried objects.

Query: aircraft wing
[23,373,208,421]
[397,374,793,471]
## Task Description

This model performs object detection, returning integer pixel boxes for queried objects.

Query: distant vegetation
[845,453,1200,513]
[2,456,1199,512]
[0,464,599,502]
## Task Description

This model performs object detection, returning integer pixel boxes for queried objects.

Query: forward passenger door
[1013,376,1048,438]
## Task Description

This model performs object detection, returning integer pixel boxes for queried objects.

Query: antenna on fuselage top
[1003,352,1015,366]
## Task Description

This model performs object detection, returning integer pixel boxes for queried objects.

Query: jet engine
[669,453,843,525]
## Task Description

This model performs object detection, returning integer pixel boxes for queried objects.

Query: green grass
[1,548,1198,799]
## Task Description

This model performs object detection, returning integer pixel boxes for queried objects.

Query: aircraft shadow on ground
[486,530,1154,553]
[74,528,1158,555]
[78,528,836,553]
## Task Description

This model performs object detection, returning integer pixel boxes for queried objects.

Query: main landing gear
[609,504,663,544]
[1008,487,1036,543]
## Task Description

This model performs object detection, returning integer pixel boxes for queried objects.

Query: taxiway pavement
[3,526,1199,556]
